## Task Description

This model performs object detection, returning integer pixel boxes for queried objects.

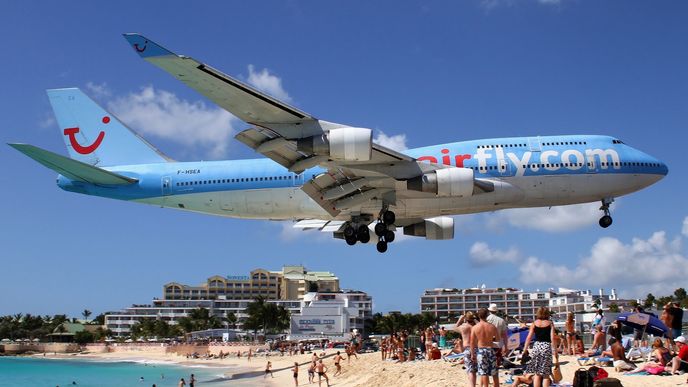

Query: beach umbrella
[507,327,529,350]
[1,338,10,342]
[616,312,668,337]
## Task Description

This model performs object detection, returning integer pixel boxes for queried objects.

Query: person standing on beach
[662,303,675,349]
[439,326,447,348]
[291,362,299,386]
[316,359,330,387]
[486,304,508,367]
[333,351,344,376]
[188,373,195,387]
[247,348,252,362]
[308,360,316,383]
[459,312,477,387]
[471,308,499,387]
[523,307,558,387]
[565,312,576,355]
[424,327,435,360]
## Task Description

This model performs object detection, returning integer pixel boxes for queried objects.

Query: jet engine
[407,168,474,197]
[403,216,454,240]
[297,127,372,161]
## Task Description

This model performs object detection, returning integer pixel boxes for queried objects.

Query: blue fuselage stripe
[56,135,668,200]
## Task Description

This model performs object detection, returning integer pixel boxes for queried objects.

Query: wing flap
[9,144,138,185]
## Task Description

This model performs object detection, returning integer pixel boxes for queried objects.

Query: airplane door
[528,137,542,152]
[498,158,510,176]
[162,176,172,196]
[586,159,598,173]
[292,173,304,187]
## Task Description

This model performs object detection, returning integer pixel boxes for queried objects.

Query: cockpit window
[612,139,625,144]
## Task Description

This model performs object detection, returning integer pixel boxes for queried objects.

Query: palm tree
[225,311,237,329]
[82,309,92,322]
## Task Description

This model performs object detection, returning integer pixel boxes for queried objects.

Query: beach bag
[573,367,594,387]
[552,364,563,383]
[592,377,623,387]
[593,368,608,381]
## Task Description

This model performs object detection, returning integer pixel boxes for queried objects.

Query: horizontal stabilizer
[9,143,138,185]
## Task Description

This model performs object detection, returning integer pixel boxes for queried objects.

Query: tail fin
[47,88,170,166]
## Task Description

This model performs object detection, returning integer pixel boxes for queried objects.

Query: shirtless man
[609,338,636,372]
[584,325,607,356]
[333,351,344,376]
[471,308,499,387]
[316,359,330,387]
[458,312,477,387]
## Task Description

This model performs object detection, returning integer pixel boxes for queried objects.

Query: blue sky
[1,1,687,318]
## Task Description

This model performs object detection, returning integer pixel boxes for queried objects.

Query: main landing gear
[599,197,614,228]
[341,210,397,253]
[374,210,396,253]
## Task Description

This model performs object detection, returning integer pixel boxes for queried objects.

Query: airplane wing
[122,33,314,128]
[123,34,489,218]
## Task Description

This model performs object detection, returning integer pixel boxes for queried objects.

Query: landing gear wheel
[345,235,357,245]
[382,211,396,225]
[384,230,395,243]
[357,226,371,243]
[374,223,387,237]
[598,198,614,229]
[344,225,356,238]
[376,240,388,253]
[599,215,613,228]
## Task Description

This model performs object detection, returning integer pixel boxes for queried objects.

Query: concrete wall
[1,343,80,354]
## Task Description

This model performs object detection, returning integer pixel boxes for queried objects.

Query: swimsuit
[293,373,298,378]
[476,347,497,376]
[463,348,477,373]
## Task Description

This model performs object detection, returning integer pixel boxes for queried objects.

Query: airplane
[9,33,669,253]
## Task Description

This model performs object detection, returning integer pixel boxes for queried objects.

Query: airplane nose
[660,161,669,176]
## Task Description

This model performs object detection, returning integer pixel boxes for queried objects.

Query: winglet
[122,33,176,58]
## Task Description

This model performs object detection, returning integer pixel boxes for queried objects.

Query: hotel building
[105,265,372,337]
[420,286,554,321]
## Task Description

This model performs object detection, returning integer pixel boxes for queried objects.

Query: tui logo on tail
[63,116,108,154]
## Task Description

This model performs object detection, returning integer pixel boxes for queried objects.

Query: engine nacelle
[403,216,454,240]
[407,167,474,197]
[297,127,372,162]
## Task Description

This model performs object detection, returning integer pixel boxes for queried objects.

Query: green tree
[674,288,687,301]
[82,309,92,322]
[608,303,620,312]
[92,314,106,326]
[643,293,656,309]
[74,330,94,344]
[225,311,238,329]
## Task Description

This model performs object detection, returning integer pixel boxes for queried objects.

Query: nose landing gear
[599,198,614,228]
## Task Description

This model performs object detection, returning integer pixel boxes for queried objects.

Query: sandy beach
[37,345,688,386]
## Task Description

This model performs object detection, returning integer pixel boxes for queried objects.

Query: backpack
[573,367,594,387]
[586,366,608,381]
[593,377,624,387]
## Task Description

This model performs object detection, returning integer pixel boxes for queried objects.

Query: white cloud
[247,65,291,102]
[519,230,688,299]
[469,241,520,266]
[108,86,238,158]
[85,81,111,98]
[38,114,55,129]
[373,131,408,151]
[682,216,688,237]
[487,202,602,233]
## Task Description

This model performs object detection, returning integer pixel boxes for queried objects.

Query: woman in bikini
[565,312,576,355]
